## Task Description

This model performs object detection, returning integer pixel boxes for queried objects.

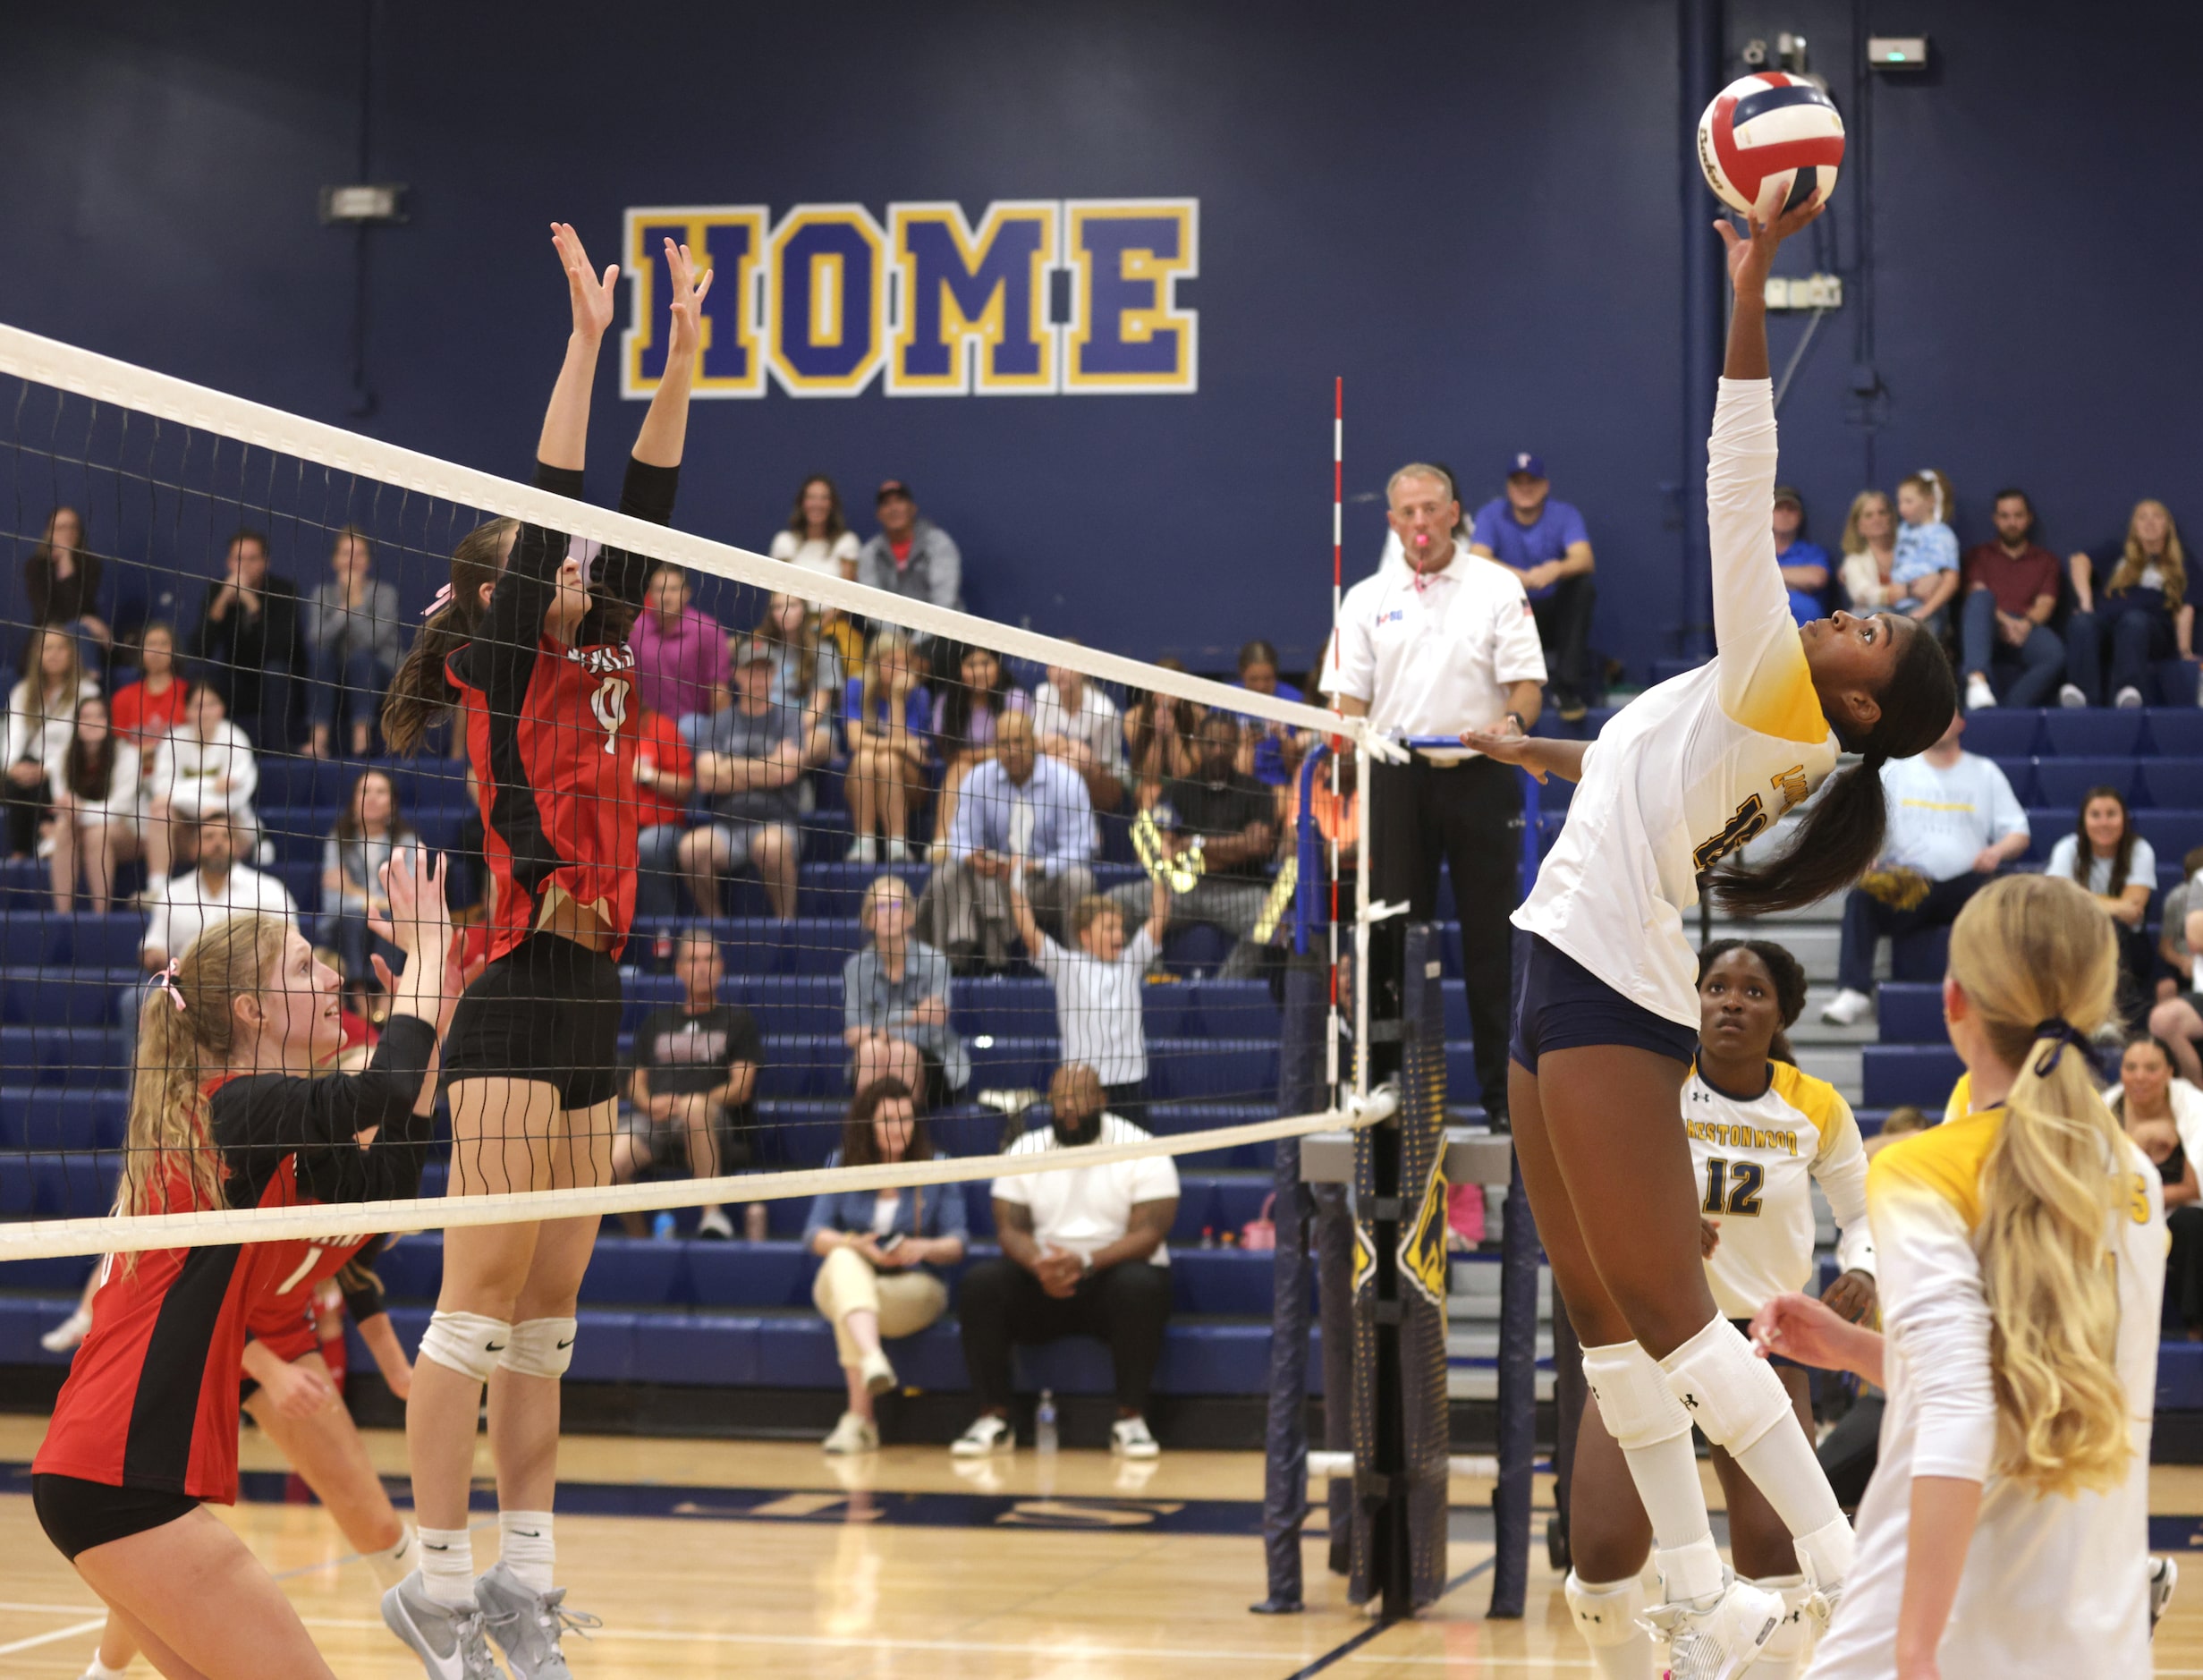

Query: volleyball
[1697,72,1845,217]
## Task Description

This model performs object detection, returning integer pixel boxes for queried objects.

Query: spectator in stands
[756,591,844,768]
[613,929,762,1242]
[316,768,417,990]
[1282,744,1360,890]
[1110,711,1274,980]
[2048,787,2157,1009]
[2063,498,2193,708]
[844,627,932,862]
[1820,712,2028,1025]
[1032,650,1127,814]
[952,1063,1176,1460]
[631,702,695,922]
[49,695,143,913]
[2108,1035,2203,1338]
[109,622,187,759]
[1013,870,1169,1124]
[1232,639,1303,797]
[925,709,1094,973]
[190,527,303,750]
[1772,485,1830,624]
[22,505,110,659]
[844,873,968,1110]
[805,1076,969,1455]
[1123,662,1199,806]
[1959,488,2065,711]
[858,479,962,613]
[931,643,1029,858]
[680,634,802,920]
[771,474,861,581]
[140,812,297,974]
[1837,490,1901,610]
[1469,452,1597,722]
[852,1031,928,1111]
[5,624,98,859]
[632,562,724,725]
[146,679,259,880]
[302,525,401,759]
[2151,852,2203,1084]
[1889,469,1962,631]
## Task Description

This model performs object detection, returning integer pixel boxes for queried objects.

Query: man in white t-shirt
[952,1063,1178,1461]
[1327,462,1548,1117]
[126,814,301,1069]
[1820,712,2029,1024]
[1031,656,1128,814]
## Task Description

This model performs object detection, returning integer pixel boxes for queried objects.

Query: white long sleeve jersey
[1809,1107,2164,1678]
[1514,378,1839,1027]
[1687,1060,1872,1319]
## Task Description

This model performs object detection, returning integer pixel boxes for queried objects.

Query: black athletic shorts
[33,1473,199,1560]
[439,931,623,1110]
[1509,935,1699,1073]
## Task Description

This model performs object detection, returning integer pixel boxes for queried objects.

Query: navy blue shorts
[1508,936,1699,1072]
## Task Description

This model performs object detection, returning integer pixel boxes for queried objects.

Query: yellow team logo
[1351,1219,1376,1297]
[1399,1156,1450,1310]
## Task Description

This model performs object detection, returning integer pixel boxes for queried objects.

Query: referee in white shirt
[1328,463,1548,1118]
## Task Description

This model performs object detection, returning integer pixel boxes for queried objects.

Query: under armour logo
[1680,1391,1699,1410]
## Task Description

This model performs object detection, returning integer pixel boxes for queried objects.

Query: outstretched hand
[552,222,619,341]
[1457,724,1544,780]
[661,238,714,356]
[1715,197,1825,293]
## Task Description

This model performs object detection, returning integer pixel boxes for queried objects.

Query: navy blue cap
[1505,452,1546,480]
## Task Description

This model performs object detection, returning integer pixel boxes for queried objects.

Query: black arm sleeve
[595,458,681,611]
[213,1015,440,1209]
[451,461,586,699]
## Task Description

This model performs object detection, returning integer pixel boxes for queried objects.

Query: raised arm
[632,239,711,470]
[538,223,617,471]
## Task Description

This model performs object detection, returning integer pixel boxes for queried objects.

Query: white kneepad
[1565,1571,1648,1647]
[419,1311,513,1384]
[1581,1340,1693,1451]
[1659,1318,1792,1453]
[499,1317,578,1379]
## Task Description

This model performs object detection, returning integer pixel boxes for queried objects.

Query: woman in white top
[48,695,143,914]
[1566,939,1875,1680]
[147,678,260,874]
[2046,785,2157,1006]
[5,624,99,859]
[1755,874,2161,1678]
[1463,202,1957,1675]
[1836,491,1900,611]
[769,475,865,671]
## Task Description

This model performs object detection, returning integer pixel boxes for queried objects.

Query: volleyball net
[0,321,1377,1259]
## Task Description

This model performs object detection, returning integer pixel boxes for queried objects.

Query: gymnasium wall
[3,0,2198,677]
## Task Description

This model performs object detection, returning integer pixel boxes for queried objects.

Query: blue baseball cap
[1504,452,1546,480]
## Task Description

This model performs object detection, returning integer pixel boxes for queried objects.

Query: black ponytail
[381,518,515,755]
[1713,617,1956,917]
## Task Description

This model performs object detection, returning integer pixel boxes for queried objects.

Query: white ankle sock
[499,1509,555,1593]
[364,1522,417,1590]
[80,1659,127,1680]
[416,1524,475,1607]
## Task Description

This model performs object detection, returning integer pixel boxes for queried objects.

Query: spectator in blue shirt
[1469,452,1597,721]
[1772,485,1831,625]
[1889,468,1962,632]
[918,709,1095,973]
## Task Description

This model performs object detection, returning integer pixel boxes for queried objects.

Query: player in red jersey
[31,852,450,1680]
[377,223,708,1679]
[75,1242,419,1680]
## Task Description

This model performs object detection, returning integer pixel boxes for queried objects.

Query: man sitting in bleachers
[1109,711,1275,979]
[952,1064,1175,1461]
[1820,712,2029,1026]
[127,813,298,1065]
[679,634,803,921]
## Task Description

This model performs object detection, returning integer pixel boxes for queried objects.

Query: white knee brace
[419,1310,512,1384]
[498,1316,578,1380]
[1564,1570,1648,1648]
[1581,1340,1693,1452]
[1658,1317,1792,1454]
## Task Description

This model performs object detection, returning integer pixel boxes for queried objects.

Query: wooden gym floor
[3,1415,2202,1676]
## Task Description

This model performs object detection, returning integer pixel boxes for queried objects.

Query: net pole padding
[0,321,1354,744]
[1254,954,1329,1616]
[0,1097,1394,1263]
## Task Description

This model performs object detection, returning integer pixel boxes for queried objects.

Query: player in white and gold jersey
[1755,875,2162,1676]
[1463,205,1957,1674]
[1564,940,1877,1680]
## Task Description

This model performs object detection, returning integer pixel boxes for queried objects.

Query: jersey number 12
[1702,1158,1764,1218]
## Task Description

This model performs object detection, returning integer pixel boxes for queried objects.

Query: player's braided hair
[381,516,518,755]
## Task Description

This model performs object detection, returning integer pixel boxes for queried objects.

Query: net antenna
[0,319,1378,1260]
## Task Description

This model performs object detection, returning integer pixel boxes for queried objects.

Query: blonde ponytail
[116,913,291,1248]
[1948,874,2131,1497]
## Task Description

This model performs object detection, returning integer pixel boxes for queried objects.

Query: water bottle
[1036,1389,1059,1456]
[651,1210,676,1243]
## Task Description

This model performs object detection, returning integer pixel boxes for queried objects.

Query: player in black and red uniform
[377,222,708,1679]
[31,853,450,1680]
[74,1239,419,1680]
